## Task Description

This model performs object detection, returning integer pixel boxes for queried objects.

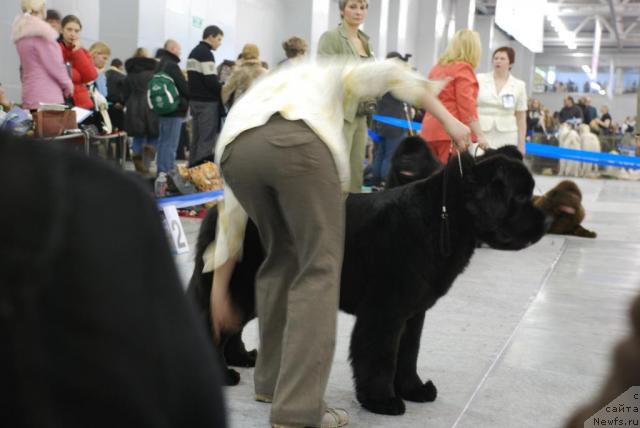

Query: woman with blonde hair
[221,43,268,108]
[89,41,112,97]
[421,29,489,163]
[12,0,73,109]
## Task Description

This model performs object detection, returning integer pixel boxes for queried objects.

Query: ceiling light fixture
[546,4,577,50]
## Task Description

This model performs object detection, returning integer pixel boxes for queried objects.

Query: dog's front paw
[224,368,241,386]
[359,395,406,415]
[227,348,257,368]
[398,379,437,403]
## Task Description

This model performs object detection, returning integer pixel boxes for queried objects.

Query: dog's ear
[469,155,509,187]
[465,156,512,218]
[494,145,524,161]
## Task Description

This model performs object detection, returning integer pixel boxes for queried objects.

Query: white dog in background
[558,123,582,177]
[604,150,640,180]
[578,124,601,177]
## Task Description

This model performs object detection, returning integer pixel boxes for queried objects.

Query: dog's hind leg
[350,314,406,415]
[218,334,241,385]
[394,312,437,403]
[224,332,257,367]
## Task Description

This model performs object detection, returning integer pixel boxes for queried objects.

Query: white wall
[1,1,22,102]
[48,0,100,47]
[235,0,285,67]
[99,0,139,62]
[282,0,313,59]
[138,0,166,57]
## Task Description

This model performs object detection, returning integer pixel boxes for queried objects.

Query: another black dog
[188,150,547,416]
[385,135,441,188]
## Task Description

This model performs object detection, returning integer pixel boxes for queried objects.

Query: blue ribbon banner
[372,114,422,132]
[157,189,224,209]
[371,114,639,169]
[525,143,640,169]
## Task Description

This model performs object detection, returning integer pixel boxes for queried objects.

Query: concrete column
[138,0,166,56]
[0,1,22,102]
[282,0,314,58]
[615,67,624,96]
[386,0,400,53]
[311,0,332,56]
[100,0,140,62]
[396,0,410,54]
[475,15,495,73]
[401,0,421,65]
[363,0,387,59]
[455,0,476,31]
[607,58,615,100]
[516,48,536,97]
[414,0,447,75]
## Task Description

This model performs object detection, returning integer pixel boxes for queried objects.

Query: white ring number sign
[162,205,190,254]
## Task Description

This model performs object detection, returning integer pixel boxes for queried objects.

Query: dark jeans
[157,116,183,173]
[372,133,406,184]
[189,100,219,166]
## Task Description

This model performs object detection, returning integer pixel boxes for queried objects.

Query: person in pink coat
[12,0,73,110]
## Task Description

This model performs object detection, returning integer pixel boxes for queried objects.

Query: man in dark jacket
[0,131,227,428]
[559,96,584,124]
[187,25,224,166]
[155,40,190,175]
[106,58,126,131]
[371,51,411,187]
[583,96,598,125]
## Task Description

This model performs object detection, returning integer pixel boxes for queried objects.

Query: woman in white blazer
[476,46,528,153]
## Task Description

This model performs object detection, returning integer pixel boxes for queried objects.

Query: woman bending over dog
[207,59,471,428]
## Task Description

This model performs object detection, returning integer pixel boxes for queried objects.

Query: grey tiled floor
[175,175,640,428]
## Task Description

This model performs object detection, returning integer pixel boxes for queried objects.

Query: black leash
[440,142,464,257]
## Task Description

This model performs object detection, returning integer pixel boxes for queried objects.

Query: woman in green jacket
[318,0,373,193]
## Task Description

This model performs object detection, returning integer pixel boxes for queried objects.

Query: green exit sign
[192,16,204,28]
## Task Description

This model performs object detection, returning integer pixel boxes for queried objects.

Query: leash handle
[439,142,454,257]
[402,103,415,136]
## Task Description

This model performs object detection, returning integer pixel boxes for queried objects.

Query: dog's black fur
[187,144,547,416]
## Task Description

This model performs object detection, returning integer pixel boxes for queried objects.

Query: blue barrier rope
[370,114,639,169]
[525,142,640,169]
[372,114,422,132]
[367,129,382,143]
[157,189,224,209]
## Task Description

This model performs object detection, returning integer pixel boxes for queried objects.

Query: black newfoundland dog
[188,142,547,416]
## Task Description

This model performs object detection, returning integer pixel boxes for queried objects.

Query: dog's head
[386,136,441,188]
[464,155,548,250]
[532,179,586,231]
[476,145,523,162]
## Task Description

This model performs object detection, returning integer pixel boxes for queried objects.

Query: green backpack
[147,69,180,115]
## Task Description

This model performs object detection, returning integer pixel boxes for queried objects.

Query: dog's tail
[186,207,218,313]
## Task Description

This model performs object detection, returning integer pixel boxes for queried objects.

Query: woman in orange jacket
[58,15,97,109]
[421,29,488,164]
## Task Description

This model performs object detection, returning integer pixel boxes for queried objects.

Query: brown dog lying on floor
[532,180,597,238]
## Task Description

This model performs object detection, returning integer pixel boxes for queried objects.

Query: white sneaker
[272,407,349,428]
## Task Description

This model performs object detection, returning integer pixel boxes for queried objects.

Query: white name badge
[502,94,516,109]
[162,205,190,254]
